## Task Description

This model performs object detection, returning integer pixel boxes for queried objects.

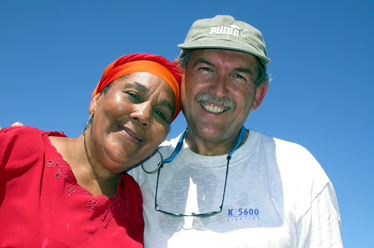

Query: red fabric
[0,126,144,247]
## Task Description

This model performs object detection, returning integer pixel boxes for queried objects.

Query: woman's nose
[130,103,152,127]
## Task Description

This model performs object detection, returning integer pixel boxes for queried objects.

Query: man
[128,15,343,247]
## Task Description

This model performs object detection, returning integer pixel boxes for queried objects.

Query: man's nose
[208,74,230,97]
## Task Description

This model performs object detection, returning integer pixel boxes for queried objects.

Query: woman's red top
[0,126,144,247]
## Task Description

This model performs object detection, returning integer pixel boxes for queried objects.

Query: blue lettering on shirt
[227,208,260,221]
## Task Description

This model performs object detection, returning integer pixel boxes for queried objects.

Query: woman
[0,53,181,247]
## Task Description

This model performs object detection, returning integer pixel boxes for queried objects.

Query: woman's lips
[118,125,143,144]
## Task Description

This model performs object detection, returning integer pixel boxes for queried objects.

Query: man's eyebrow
[193,58,254,75]
[234,67,254,75]
[192,58,214,68]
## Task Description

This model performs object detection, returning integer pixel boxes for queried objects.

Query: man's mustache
[196,92,236,111]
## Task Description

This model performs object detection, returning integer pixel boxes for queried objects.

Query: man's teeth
[202,103,225,113]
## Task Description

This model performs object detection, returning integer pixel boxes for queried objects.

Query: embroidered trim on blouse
[46,157,131,227]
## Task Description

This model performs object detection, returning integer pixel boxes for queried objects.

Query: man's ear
[88,92,103,115]
[251,82,269,111]
[172,58,183,73]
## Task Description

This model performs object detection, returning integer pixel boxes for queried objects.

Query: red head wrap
[92,53,182,121]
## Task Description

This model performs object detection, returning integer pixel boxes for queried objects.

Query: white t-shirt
[128,129,342,248]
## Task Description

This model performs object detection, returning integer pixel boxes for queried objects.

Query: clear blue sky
[1,1,373,246]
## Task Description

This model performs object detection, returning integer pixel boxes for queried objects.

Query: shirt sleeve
[297,182,343,248]
[0,126,41,170]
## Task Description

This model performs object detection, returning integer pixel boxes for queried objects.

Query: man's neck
[184,129,249,156]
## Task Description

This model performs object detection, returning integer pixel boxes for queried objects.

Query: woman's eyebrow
[122,81,149,93]
[160,100,174,117]
[128,81,148,93]
[126,81,174,117]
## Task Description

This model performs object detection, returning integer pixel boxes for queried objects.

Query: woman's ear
[88,92,103,115]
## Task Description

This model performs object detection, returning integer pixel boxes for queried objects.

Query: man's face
[180,49,268,146]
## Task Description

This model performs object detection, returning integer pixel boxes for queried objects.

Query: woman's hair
[101,83,111,94]
[178,49,271,87]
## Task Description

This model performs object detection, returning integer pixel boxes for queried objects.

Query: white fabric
[128,129,342,248]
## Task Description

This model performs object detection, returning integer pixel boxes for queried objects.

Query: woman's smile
[117,124,143,144]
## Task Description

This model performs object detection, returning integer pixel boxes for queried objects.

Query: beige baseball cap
[178,15,270,70]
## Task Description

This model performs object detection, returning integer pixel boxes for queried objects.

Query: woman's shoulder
[0,126,42,148]
[1,125,39,134]
[0,126,66,163]
[1,126,66,138]
[0,127,43,170]
[122,172,141,194]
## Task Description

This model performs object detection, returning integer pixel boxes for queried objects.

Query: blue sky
[1,1,373,246]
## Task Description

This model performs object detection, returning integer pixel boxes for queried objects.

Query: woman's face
[88,72,176,173]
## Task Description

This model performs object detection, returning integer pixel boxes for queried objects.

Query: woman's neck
[48,135,120,198]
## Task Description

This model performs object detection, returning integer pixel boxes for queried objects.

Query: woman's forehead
[112,72,175,102]
[117,72,169,91]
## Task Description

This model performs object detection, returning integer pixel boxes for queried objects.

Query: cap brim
[178,39,271,64]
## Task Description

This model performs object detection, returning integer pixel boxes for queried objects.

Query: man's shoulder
[248,129,321,171]
[250,130,331,192]
[250,129,309,153]
[258,131,330,183]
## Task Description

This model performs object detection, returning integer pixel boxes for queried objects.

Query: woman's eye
[154,109,166,119]
[154,109,171,124]
[127,92,141,102]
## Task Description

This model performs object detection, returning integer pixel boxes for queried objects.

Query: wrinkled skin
[179,49,268,156]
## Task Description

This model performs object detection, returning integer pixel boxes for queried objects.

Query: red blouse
[0,126,144,247]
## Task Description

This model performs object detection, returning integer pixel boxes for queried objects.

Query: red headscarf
[92,53,182,121]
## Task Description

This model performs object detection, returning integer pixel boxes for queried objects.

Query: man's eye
[233,74,246,80]
[199,67,212,72]
[197,67,215,76]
